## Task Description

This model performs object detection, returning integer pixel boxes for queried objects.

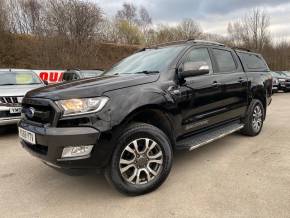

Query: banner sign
[33,70,65,83]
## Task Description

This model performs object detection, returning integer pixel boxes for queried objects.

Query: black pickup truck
[18,40,272,195]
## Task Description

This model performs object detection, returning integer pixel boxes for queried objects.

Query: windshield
[0,71,42,85]
[104,45,186,76]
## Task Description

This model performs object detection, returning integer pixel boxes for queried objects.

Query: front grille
[22,98,57,125]
[0,96,23,104]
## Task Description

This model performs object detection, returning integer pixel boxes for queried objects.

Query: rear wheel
[241,99,265,136]
[105,123,173,196]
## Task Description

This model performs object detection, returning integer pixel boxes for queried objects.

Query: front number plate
[19,127,36,144]
[10,107,22,114]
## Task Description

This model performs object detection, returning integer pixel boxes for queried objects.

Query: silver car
[0,70,45,126]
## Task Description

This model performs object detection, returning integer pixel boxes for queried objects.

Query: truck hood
[25,74,159,100]
[0,84,43,97]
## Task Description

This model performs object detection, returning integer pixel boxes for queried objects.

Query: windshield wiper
[0,83,16,86]
[134,71,159,75]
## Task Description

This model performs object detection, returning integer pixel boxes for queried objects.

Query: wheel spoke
[148,151,162,159]
[127,167,138,182]
[120,158,135,165]
[148,141,157,153]
[149,159,163,164]
[132,140,140,154]
[125,146,135,155]
[147,165,158,176]
[120,164,135,174]
[143,168,152,181]
[136,169,142,184]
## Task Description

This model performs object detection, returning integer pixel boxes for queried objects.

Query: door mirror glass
[180,61,210,79]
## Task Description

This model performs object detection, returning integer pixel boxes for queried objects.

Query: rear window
[237,52,269,72]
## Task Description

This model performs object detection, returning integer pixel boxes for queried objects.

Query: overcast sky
[94,0,290,41]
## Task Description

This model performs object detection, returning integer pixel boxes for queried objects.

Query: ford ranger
[18,40,272,195]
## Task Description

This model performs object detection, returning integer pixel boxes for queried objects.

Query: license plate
[19,127,36,144]
[10,107,22,114]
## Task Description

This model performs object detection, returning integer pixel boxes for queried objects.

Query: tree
[228,8,271,51]
[176,18,202,40]
[116,20,143,44]
[116,3,138,25]
[47,0,102,41]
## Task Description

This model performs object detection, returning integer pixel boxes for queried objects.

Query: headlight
[56,97,109,117]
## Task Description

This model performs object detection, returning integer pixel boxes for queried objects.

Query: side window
[237,52,268,71]
[212,49,237,73]
[183,48,213,74]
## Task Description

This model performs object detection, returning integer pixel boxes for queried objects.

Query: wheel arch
[117,105,177,148]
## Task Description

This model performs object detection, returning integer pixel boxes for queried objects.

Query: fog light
[61,145,94,158]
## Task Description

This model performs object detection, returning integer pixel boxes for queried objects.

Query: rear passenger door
[210,48,248,121]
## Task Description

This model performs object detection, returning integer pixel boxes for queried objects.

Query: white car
[0,69,45,126]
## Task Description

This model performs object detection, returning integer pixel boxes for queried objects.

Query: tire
[241,99,265,136]
[105,123,173,196]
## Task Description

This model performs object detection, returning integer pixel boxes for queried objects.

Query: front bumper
[0,117,21,126]
[0,106,21,126]
[18,120,105,169]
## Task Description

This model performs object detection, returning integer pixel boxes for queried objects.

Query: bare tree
[176,18,202,40]
[116,2,138,25]
[0,0,9,32]
[228,8,271,51]
[47,0,102,41]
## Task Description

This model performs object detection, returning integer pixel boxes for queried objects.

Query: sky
[93,0,290,41]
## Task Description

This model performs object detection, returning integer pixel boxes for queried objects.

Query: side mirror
[43,80,49,85]
[179,61,210,79]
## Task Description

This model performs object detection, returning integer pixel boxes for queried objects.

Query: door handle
[211,81,222,87]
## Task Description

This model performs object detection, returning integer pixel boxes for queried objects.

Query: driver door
[177,47,224,136]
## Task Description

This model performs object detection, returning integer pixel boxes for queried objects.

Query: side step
[176,122,245,151]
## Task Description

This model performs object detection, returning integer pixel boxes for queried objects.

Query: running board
[176,122,244,151]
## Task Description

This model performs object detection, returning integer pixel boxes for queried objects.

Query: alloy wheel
[119,138,164,185]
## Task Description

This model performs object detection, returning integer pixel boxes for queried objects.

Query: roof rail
[192,40,225,46]
[151,39,225,48]
[233,47,252,52]
[151,40,189,48]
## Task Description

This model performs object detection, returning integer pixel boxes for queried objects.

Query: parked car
[272,71,290,92]
[270,71,281,93]
[0,70,45,126]
[280,71,290,92]
[18,40,272,195]
[61,69,104,82]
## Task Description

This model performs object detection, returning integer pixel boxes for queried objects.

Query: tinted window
[62,72,80,81]
[212,49,237,73]
[237,52,268,71]
[184,48,213,73]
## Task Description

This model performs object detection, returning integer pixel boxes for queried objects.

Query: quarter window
[237,52,268,70]
[212,49,237,73]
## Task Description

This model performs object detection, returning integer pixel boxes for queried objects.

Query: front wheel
[105,123,173,196]
[241,99,265,136]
